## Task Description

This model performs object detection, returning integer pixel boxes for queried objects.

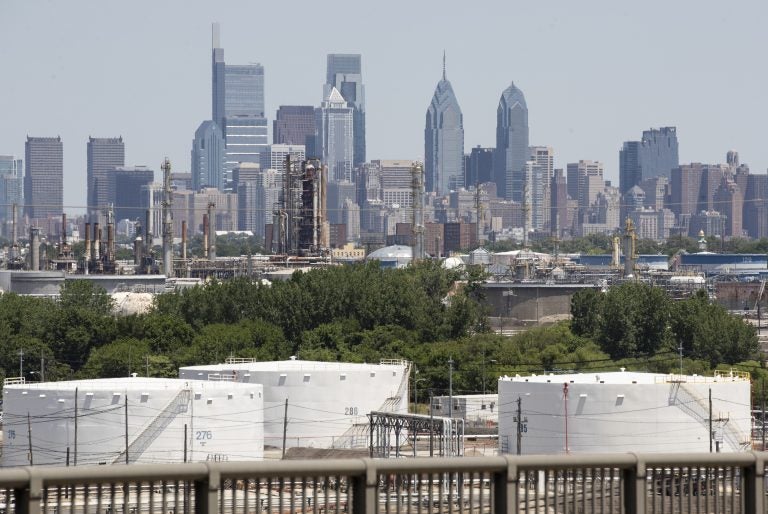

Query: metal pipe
[92,223,100,261]
[107,223,115,263]
[84,222,91,270]
[61,213,67,247]
[97,227,103,262]
[202,214,209,259]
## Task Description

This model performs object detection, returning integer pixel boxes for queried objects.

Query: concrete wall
[482,283,597,324]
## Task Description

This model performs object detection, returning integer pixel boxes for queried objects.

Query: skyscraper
[24,136,63,221]
[273,106,316,153]
[425,56,464,196]
[619,127,678,195]
[191,120,226,191]
[325,54,365,167]
[316,88,354,182]
[87,137,125,222]
[465,147,494,188]
[0,156,23,226]
[495,82,529,201]
[526,147,554,231]
[211,23,268,188]
[113,166,154,223]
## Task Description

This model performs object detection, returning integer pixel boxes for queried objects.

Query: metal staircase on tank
[669,382,750,451]
[331,360,411,449]
[112,388,192,464]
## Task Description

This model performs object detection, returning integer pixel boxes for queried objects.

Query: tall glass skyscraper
[0,155,23,225]
[24,136,63,221]
[191,120,226,191]
[425,56,464,196]
[316,88,354,182]
[619,127,678,195]
[211,23,268,190]
[325,54,365,167]
[495,82,529,202]
[87,137,125,222]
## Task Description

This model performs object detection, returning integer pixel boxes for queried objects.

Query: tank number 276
[344,407,359,415]
[196,431,213,440]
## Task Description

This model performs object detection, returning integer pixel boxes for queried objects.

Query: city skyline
[1,1,767,212]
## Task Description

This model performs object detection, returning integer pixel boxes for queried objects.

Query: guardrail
[0,452,765,513]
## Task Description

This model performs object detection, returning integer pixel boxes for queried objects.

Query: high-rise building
[619,127,678,195]
[24,137,63,221]
[316,88,354,182]
[325,54,365,166]
[211,23,268,188]
[744,174,768,239]
[713,177,743,237]
[273,106,316,153]
[0,156,23,226]
[495,82,529,201]
[191,121,225,191]
[259,144,305,172]
[550,168,568,237]
[327,180,356,225]
[566,160,604,224]
[465,146,494,188]
[87,137,125,222]
[526,147,554,231]
[424,56,464,196]
[113,166,154,223]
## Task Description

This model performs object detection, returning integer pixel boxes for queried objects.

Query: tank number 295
[344,407,359,415]
[196,431,213,440]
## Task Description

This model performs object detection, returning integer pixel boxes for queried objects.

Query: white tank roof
[4,377,259,392]
[182,359,408,372]
[500,370,749,385]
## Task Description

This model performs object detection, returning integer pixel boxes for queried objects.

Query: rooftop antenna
[442,50,446,80]
[212,22,220,48]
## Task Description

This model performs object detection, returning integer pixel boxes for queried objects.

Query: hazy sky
[1,1,766,212]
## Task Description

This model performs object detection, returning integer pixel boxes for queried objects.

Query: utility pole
[281,398,289,459]
[762,379,766,451]
[184,423,188,463]
[40,349,45,382]
[709,388,713,453]
[448,357,454,419]
[515,396,526,455]
[678,343,683,377]
[429,389,434,457]
[27,412,33,465]
[146,355,150,377]
[18,348,24,379]
[74,387,78,465]
[124,394,129,464]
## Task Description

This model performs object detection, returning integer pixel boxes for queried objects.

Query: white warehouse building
[431,394,498,426]
[1,377,264,467]
[498,370,752,455]
[180,359,410,449]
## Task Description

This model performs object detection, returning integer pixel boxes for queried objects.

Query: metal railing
[0,452,766,513]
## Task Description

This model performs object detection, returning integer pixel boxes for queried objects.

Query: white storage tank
[1,377,263,467]
[431,394,498,426]
[180,359,409,449]
[498,370,752,455]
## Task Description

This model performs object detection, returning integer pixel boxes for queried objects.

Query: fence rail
[0,452,766,513]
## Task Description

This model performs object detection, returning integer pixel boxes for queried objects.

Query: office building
[259,144,305,172]
[191,121,225,191]
[87,137,125,222]
[744,174,768,239]
[211,23,268,188]
[273,106,316,154]
[328,180,356,225]
[24,137,63,221]
[619,127,678,195]
[0,156,23,226]
[550,169,568,237]
[113,166,154,223]
[527,147,554,231]
[495,82,529,201]
[465,146,494,188]
[713,177,743,237]
[316,88,354,182]
[425,57,464,196]
[325,54,365,166]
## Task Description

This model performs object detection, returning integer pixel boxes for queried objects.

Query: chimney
[202,214,209,259]
[61,213,67,247]
[107,222,115,264]
[30,228,40,271]
[84,222,91,264]
[92,223,100,261]
[207,203,216,261]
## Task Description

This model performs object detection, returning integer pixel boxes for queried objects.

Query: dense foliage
[0,264,761,403]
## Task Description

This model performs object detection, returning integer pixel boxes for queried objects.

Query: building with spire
[425,54,464,197]
[316,87,354,183]
[325,54,365,167]
[495,83,529,202]
[211,23,267,189]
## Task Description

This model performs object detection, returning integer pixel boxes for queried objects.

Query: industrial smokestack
[411,162,425,261]
[61,213,67,247]
[92,223,100,262]
[202,214,209,259]
[107,223,115,264]
[30,227,40,271]
[207,203,216,261]
[161,158,173,277]
[84,222,91,267]
[11,203,17,247]
[97,227,103,262]
[181,220,187,261]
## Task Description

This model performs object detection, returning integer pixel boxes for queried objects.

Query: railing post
[351,458,377,513]
[15,468,41,514]
[743,451,764,514]
[623,453,645,514]
[194,464,220,514]
[494,455,518,513]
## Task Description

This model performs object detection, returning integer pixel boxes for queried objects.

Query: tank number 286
[344,407,359,415]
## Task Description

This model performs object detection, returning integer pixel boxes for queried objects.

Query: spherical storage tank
[498,370,751,455]
[180,359,410,449]
[1,377,263,467]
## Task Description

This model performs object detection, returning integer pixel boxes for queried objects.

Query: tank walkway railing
[112,388,192,465]
[0,452,767,513]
